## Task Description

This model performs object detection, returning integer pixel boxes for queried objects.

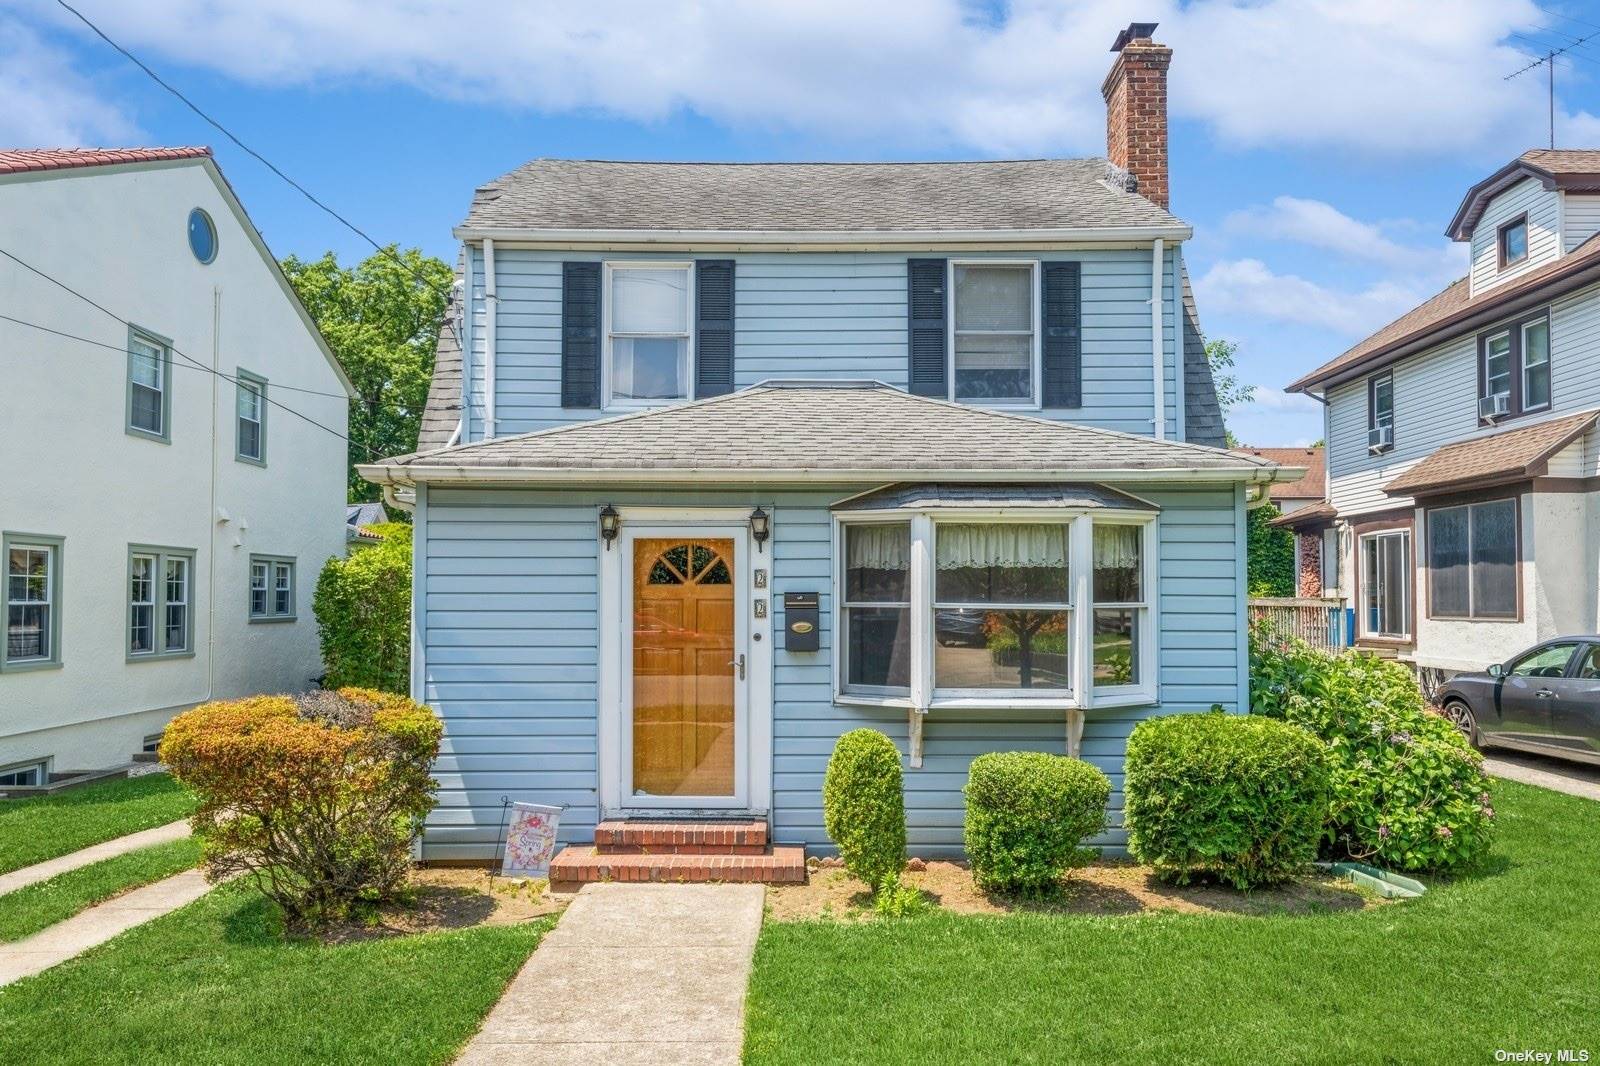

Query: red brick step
[548,844,805,892]
[593,819,768,855]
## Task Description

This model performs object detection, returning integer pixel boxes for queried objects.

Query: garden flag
[500,802,562,879]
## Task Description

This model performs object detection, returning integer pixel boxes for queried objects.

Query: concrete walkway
[0,869,212,987]
[0,820,191,898]
[457,882,765,1066]
[1485,751,1600,802]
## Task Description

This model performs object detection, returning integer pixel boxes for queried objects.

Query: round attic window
[187,208,217,264]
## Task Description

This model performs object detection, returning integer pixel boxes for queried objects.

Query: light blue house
[363,25,1298,878]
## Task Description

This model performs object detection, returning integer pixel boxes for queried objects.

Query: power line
[54,0,451,300]
[1536,4,1600,33]
[0,244,377,457]
[1504,25,1600,148]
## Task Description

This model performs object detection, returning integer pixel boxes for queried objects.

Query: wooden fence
[1248,597,1347,652]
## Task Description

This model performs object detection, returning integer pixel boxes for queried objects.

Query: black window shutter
[695,259,736,397]
[1042,261,1082,408]
[907,258,948,397]
[561,261,601,408]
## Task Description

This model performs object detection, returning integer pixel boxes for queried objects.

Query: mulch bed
[319,867,570,943]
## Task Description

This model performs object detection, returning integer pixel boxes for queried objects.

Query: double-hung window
[249,555,296,621]
[1367,371,1394,453]
[1091,524,1148,688]
[1479,311,1551,420]
[1521,318,1550,411]
[236,370,266,464]
[1360,530,1410,639]
[127,330,171,441]
[3,534,63,670]
[1498,215,1529,269]
[1427,499,1517,620]
[951,262,1037,406]
[606,263,692,407]
[841,524,912,693]
[128,546,194,659]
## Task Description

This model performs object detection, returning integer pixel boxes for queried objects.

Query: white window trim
[0,760,48,788]
[1359,529,1411,640]
[947,259,1042,410]
[1483,329,1513,400]
[601,260,696,412]
[1521,319,1551,412]
[832,507,1159,712]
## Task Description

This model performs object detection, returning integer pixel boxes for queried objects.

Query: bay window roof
[833,483,1157,513]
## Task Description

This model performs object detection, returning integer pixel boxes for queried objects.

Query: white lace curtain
[846,524,910,572]
[1094,524,1141,570]
[936,524,1067,570]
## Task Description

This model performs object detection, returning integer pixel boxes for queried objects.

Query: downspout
[483,238,498,440]
[1150,238,1166,440]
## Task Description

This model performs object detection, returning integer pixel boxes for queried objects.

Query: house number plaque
[754,598,768,618]
[754,568,768,588]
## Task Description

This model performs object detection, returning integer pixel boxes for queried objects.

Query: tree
[1205,337,1255,447]
[1247,502,1297,597]
[282,247,452,502]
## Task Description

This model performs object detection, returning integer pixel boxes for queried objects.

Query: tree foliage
[1247,501,1296,597]
[282,247,452,502]
[314,524,411,694]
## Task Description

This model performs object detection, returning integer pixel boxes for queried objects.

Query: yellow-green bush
[964,752,1109,892]
[822,729,906,892]
[160,687,441,926]
[314,525,410,693]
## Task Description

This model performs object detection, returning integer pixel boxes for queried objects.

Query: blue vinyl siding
[418,480,1240,862]
[463,246,1181,442]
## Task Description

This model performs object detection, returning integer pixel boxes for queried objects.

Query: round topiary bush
[1124,711,1329,889]
[963,751,1110,893]
[160,687,442,927]
[822,729,906,892]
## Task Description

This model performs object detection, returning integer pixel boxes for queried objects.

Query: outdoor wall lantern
[598,504,620,550]
[749,507,771,552]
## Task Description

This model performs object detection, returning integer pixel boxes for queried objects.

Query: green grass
[0,882,551,1065]
[746,780,1600,1064]
[0,836,203,942]
[0,774,196,874]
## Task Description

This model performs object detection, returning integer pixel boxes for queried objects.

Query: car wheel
[1441,699,1479,748]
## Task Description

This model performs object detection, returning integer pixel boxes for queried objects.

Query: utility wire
[54,0,451,301]
[1536,4,1600,33]
[0,245,380,458]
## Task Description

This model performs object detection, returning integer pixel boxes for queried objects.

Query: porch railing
[1248,597,1347,653]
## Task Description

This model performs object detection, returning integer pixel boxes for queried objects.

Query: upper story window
[605,263,692,408]
[187,208,217,265]
[1498,215,1529,270]
[3,533,63,671]
[1478,310,1550,422]
[127,329,171,442]
[951,262,1037,406]
[1367,371,1394,454]
[236,371,267,465]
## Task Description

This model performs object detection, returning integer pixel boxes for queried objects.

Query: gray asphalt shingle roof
[370,381,1278,484]
[460,158,1186,234]
[417,286,463,452]
[833,483,1157,512]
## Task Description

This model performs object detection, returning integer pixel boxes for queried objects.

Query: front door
[623,530,748,808]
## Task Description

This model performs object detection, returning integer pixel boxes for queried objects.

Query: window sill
[125,426,170,445]
[1089,689,1158,709]
[603,399,689,415]
[127,650,196,664]
[0,659,62,674]
[834,693,912,710]
[248,615,298,625]
[235,455,267,468]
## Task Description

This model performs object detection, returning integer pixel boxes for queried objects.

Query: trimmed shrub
[314,525,411,694]
[1124,712,1329,889]
[1251,632,1496,872]
[160,687,442,926]
[964,752,1110,893]
[822,729,906,892]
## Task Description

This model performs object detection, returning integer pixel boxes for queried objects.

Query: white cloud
[0,21,138,145]
[6,0,1593,159]
[1194,258,1423,335]
[1224,197,1469,273]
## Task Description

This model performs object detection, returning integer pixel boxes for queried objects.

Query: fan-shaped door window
[632,539,736,797]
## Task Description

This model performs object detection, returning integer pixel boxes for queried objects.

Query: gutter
[450,224,1194,248]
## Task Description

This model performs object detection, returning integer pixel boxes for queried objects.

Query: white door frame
[598,506,774,818]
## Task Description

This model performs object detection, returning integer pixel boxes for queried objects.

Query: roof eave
[450,224,1194,247]
[1445,159,1557,241]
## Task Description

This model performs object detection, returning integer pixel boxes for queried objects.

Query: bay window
[837,510,1155,707]
[1428,499,1516,620]
[606,263,692,406]
[951,262,1037,405]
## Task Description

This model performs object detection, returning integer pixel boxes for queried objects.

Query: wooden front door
[630,538,737,798]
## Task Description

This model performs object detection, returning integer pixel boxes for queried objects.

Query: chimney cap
[1110,22,1159,52]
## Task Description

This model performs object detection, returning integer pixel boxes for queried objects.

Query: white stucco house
[0,147,354,784]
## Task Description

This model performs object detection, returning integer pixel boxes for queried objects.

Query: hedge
[314,524,410,694]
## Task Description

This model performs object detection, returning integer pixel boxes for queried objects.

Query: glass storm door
[629,537,739,800]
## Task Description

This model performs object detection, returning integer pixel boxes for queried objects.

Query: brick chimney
[1102,21,1172,210]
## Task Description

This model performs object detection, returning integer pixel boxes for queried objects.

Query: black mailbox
[783,592,820,652]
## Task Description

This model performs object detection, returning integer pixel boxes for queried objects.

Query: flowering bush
[1250,629,1494,872]
[160,687,442,926]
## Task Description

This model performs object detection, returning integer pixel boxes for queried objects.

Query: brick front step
[548,845,805,890]
[592,819,768,855]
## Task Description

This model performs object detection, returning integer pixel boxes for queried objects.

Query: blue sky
[6,0,1600,446]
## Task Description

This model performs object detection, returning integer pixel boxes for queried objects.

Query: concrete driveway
[1483,750,1600,802]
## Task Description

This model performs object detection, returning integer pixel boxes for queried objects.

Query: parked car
[1436,638,1600,766]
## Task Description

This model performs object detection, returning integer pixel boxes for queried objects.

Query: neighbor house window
[1478,311,1551,420]
[606,263,692,406]
[127,329,171,441]
[128,546,195,659]
[0,761,46,788]
[837,512,1155,706]
[3,534,63,670]
[236,370,266,464]
[1360,530,1410,639]
[1498,215,1529,269]
[951,262,1037,405]
[1427,499,1517,620]
[1522,319,1550,411]
[1367,371,1394,453]
[249,555,296,621]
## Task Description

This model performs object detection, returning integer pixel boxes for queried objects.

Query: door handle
[1535,689,1554,698]
[729,654,745,680]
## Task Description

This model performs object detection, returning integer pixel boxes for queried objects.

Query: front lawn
[746,780,1600,1064]
[0,881,551,1065]
[0,836,203,941]
[0,774,196,874]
